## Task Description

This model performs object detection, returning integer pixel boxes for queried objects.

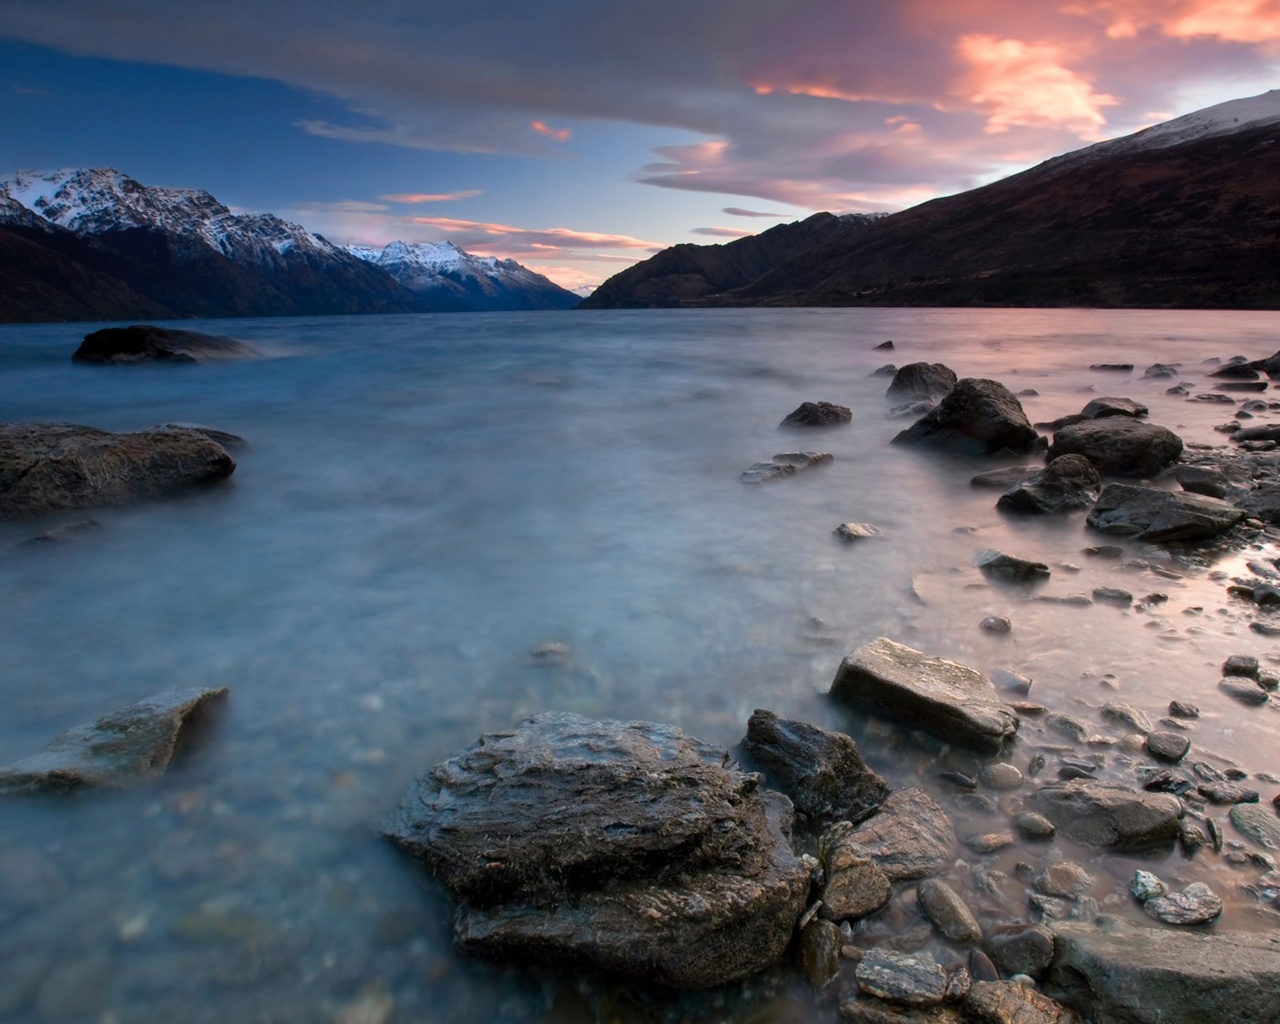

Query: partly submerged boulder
[1047,419,1182,477]
[1085,483,1244,542]
[997,454,1101,514]
[73,324,259,364]
[1080,397,1147,419]
[382,712,809,989]
[891,378,1039,456]
[740,451,832,484]
[1032,780,1180,851]
[0,422,236,519]
[885,362,958,404]
[0,688,228,793]
[779,401,852,428]
[830,637,1020,752]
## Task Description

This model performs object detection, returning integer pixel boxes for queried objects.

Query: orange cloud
[956,34,1118,138]
[530,120,571,141]
[407,215,662,250]
[1066,0,1280,45]
[377,190,482,203]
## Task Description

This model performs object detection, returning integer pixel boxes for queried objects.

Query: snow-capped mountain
[347,240,579,311]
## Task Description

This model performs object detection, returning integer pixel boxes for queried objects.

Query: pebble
[1223,654,1261,677]
[980,763,1024,791]
[1027,754,1047,777]
[1093,587,1134,606]
[1045,712,1090,743]
[1101,701,1154,734]
[854,948,948,1005]
[1168,700,1201,718]
[916,879,982,944]
[969,949,999,982]
[965,831,1017,854]
[1146,731,1191,763]
[1013,812,1056,839]
[1143,882,1223,925]
[1034,860,1095,898]
[980,615,1013,634]
[1130,870,1168,901]
[1218,678,1269,705]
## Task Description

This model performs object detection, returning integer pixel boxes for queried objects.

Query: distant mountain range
[585,90,1280,310]
[0,168,579,323]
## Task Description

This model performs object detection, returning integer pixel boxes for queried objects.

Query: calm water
[2,308,1280,1022]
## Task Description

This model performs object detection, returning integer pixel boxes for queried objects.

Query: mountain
[577,212,881,308]
[586,90,1280,310]
[346,241,579,311]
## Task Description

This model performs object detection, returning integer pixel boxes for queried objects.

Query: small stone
[799,918,843,990]
[1146,731,1191,763]
[917,879,982,944]
[1142,882,1222,925]
[988,924,1055,977]
[1083,545,1124,558]
[1223,655,1261,678]
[819,824,894,921]
[976,549,1051,582]
[835,522,883,541]
[970,949,999,983]
[1199,783,1259,805]
[1035,861,1095,899]
[855,948,948,1005]
[1219,678,1269,705]
[1100,702,1154,734]
[980,763,1024,791]
[1013,812,1056,839]
[1045,713,1090,743]
[1092,587,1134,606]
[980,615,1013,634]
[965,831,1017,854]
[1168,700,1200,719]
[1130,870,1168,902]
[1179,820,1206,853]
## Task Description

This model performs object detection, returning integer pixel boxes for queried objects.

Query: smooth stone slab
[1086,483,1244,543]
[740,451,833,483]
[917,879,981,944]
[855,948,948,1006]
[1230,803,1280,850]
[848,788,954,881]
[830,637,1020,752]
[1032,781,1181,851]
[1142,883,1221,925]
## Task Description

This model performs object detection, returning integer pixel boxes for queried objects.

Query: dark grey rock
[1090,364,1133,371]
[1086,483,1244,542]
[0,422,237,519]
[1044,712,1089,743]
[743,709,890,827]
[997,455,1101,515]
[1219,678,1269,705]
[1230,803,1280,850]
[1080,397,1147,419]
[917,879,981,944]
[1210,362,1261,379]
[1237,484,1280,525]
[740,451,833,483]
[1199,783,1259,805]
[383,712,809,989]
[1032,781,1181,851]
[829,637,1020,752]
[1176,465,1231,498]
[971,466,1039,490]
[819,823,893,920]
[847,788,954,881]
[976,549,1050,582]
[963,980,1079,1024]
[73,324,259,364]
[1143,882,1222,925]
[0,688,228,793]
[875,340,895,350]
[886,362,957,403]
[1168,700,1200,718]
[1091,587,1133,606]
[969,950,999,983]
[980,763,1023,791]
[871,363,897,378]
[979,616,1012,634]
[1223,654,1261,677]
[856,948,948,1005]
[989,924,1055,977]
[1144,363,1179,379]
[892,378,1039,456]
[1100,702,1152,734]
[1145,731,1190,763]
[799,918,843,990]
[1048,419,1183,477]
[1231,424,1280,443]
[780,402,852,428]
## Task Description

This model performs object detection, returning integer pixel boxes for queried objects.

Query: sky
[1,1,1278,293]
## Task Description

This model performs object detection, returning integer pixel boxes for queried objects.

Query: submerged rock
[0,688,228,793]
[819,822,893,920]
[743,709,890,827]
[886,362,958,404]
[847,788,954,881]
[0,422,237,519]
[988,924,1055,977]
[1031,781,1180,851]
[1047,419,1183,477]
[1142,882,1222,925]
[916,879,981,944]
[73,324,259,364]
[779,402,852,428]
[1086,483,1244,542]
[855,948,949,1005]
[975,549,1050,582]
[892,379,1039,456]
[829,637,1020,752]
[964,981,1079,1024]
[996,455,1101,514]
[1080,396,1147,419]
[1229,803,1280,850]
[382,712,809,989]
[740,451,833,483]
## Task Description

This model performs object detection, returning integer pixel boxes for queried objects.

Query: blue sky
[2,2,1278,291]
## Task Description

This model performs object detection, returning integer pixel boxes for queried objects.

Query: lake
[2,307,1279,1022]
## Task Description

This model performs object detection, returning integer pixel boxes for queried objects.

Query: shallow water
[2,307,1280,1022]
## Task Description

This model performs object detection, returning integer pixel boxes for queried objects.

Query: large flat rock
[73,324,259,364]
[1086,482,1244,542]
[891,378,1039,456]
[1032,781,1180,851]
[829,637,1019,751]
[847,788,954,881]
[1048,419,1183,477]
[1049,919,1280,1024]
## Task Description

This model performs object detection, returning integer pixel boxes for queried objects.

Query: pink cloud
[724,206,788,216]
[407,215,662,250]
[377,190,483,202]
[531,120,571,141]
[691,226,754,237]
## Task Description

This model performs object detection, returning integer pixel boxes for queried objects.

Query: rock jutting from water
[829,637,1020,752]
[1085,483,1245,542]
[779,401,852,428]
[739,451,833,484]
[975,549,1051,582]
[844,787,955,881]
[1047,418,1183,477]
[818,821,893,920]
[0,422,237,519]
[0,687,228,793]
[996,454,1101,514]
[72,324,260,364]
[891,378,1040,456]
[1031,780,1181,851]
[381,712,809,989]
[885,362,958,404]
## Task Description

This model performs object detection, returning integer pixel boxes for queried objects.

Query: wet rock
[1218,678,1269,705]
[1168,700,1200,719]
[743,710,891,827]
[1048,419,1182,477]
[856,948,949,1005]
[980,764,1023,791]
[0,422,237,519]
[1100,702,1152,734]
[847,788,954,881]
[830,637,1020,752]
[892,378,1040,456]
[1045,712,1089,743]
[799,918,843,989]
[970,949,999,983]
[780,402,853,428]
[382,712,809,989]
[1199,783,1258,805]
[963,980,1079,1024]
[917,879,981,944]
[979,616,1012,634]
[1034,861,1094,899]
[1179,820,1207,853]
[819,823,894,920]
[1223,654,1261,677]
[1211,362,1261,379]
[965,831,1016,854]
[1176,465,1232,499]
[1142,882,1222,925]
[1014,812,1056,839]
[1230,803,1280,850]
[1237,484,1280,525]
[836,522,884,541]
[872,363,898,378]
[839,1001,962,1023]
[0,687,228,793]
[886,363,958,404]
[975,549,1050,582]
[1032,781,1181,851]
[740,451,833,483]
[989,923,1055,977]
[971,466,1039,490]
[1080,397,1147,419]
[1085,483,1244,542]
[996,455,1101,515]
[1231,424,1280,443]
[875,340,895,350]
[1091,363,1133,371]
[1091,587,1132,606]
[1129,870,1168,902]
[1145,363,1179,378]
[73,324,259,364]
[1145,731,1190,763]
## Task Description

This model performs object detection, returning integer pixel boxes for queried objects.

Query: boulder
[845,788,953,881]
[382,712,809,989]
[916,879,981,944]
[1237,484,1280,524]
[855,948,949,1005]
[1080,397,1147,419]
[0,422,237,519]
[819,822,893,920]
[1047,419,1183,477]
[988,924,1055,977]
[997,455,1101,514]
[829,637,1020,752]
[1048,919,1280,1024]
[1230,424,1280,443]
[1142,883,1221,925]
[0,688,228,793]
[1176,465,1231,499]
[743,710,890,827]
[970,467,1039,490]
[975,549,1050,582]
[1247,349,1280,378]
[1229,803,1280,850]
[1085,483,1244,542]
[1032,781,1180,851]
[892,379,1039,456]
[886,363,957,403]
[779,402,852,428]
[740,451,832,484]
[963,981,1079,1024]
[72,324,259,364]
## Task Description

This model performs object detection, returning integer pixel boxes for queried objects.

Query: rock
[996,455,1101,514]
[0,687,228,793]
[1031,781,1181,851]
[989,924,1056,977]
[917,879,981,944]
[1091,587,1133,606]
[1176,465,1232,498]
[971,467,1039,490]
[892,379,1040,456]
[839,1001,963,1023]
[1145,363,1179,378]
[979,616,1012,634]
[1035,861,1094,899]
[1218,678,1268,705]
[0,422,237,519]
[975,550,1050,582]
[780,402,852,428]
[1237,484,1280,525]
[1014,813,1056,839]
[819,823,894,920]
[1047,419,1183,477]
[872,363,898,378]
[847,788,954,881]
[886,363,958,403]
[856,948,949,1005]
[1090,363,1133,371]
[876,340,895,350]
[1145,732,1190,763]
[829,637,1020,752]
[965,832,1016,854]
[740,451,833,483]
[382,712,809,989]
[799,918,843,989]
[1045,712,1090,743]
[743,709,891,827]
[1085,483,1245,542]
[1129,870,1168,902]
[1142,882,1222,925]
[1168,700,1200,718]
[1230,803,1280,850]
[1223,654,1261,677]
[970,950,999,983]
[1080,397,1147,419]
[980,764,1023,791]
[72,324,259,364]
[1100,702,1153,734]
[963,980,1079,1024]
[1231,424,1280,443]
[1049,919,1280,1023]
[1198,782,1257,806]
[836,522,884,541]
[1210,362,1261,379]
